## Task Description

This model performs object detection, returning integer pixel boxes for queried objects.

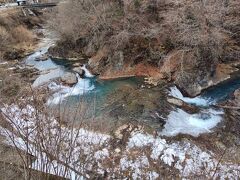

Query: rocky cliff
[49,0,240,97]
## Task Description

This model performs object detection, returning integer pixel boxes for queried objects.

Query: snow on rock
[94,148,109,160]
[33,68,65,87]
[120,155,151,179]
[127,132,240,179]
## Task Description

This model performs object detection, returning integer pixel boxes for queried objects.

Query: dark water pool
[200,73,240,103]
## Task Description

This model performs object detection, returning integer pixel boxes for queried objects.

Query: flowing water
[201,75,240,103]
[170,74,240,107]
[25,45,141,120]
[165,76,240,137]
[25,43,240,137]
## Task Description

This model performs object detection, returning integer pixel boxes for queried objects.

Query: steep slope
[49,0,240,96]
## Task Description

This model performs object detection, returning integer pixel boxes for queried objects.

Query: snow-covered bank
[127,132,240,179]
[0,104,239,179]
[0,104,110,179]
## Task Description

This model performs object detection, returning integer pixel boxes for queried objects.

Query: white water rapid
[161,86,224,137]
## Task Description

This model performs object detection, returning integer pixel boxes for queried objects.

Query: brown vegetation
[50,0,240,96]
[0,8,42,61]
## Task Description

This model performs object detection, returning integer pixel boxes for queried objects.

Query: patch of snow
[0,61,8,65]
[147,171,159,180]
[127,132,240,179]
[0,104,110,179]
[94,148,109,160]
[160,148,175,166]
[120,155,152,179]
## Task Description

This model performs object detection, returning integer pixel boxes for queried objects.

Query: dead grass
[0,8,39,59]
[50,0,240,79]
[0,26,9,47]
[12,25,35,43]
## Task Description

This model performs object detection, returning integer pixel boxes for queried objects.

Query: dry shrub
[11,25,34,44]
[0,8,40,56]
[50,0,121,41]
[0,75,22,103]
[50,0,240,72]
[0,26,10,47]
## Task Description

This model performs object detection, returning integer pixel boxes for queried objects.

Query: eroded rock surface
[60,72,77,85]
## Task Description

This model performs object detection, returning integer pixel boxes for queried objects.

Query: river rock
[233,89,240,106]
[144,77,159,86]
[178,64,238,97]
[160,50,239,97]
[72,63,82,67]
[217,88,240,148]
[167,97,183,106]
[35,54,49,61]
[60,72,77,85]
[72,67,85,76]
[167,97,199,114]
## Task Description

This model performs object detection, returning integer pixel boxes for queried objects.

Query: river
[25,39,240,137]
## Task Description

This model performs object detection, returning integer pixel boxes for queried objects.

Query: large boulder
[160,50,239,97]
[72,67,85,77]
[60,72,77,85]
[167,97,199,114]
[233,89,240,106]
[35,54,49,61]
[215,88,240,150]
